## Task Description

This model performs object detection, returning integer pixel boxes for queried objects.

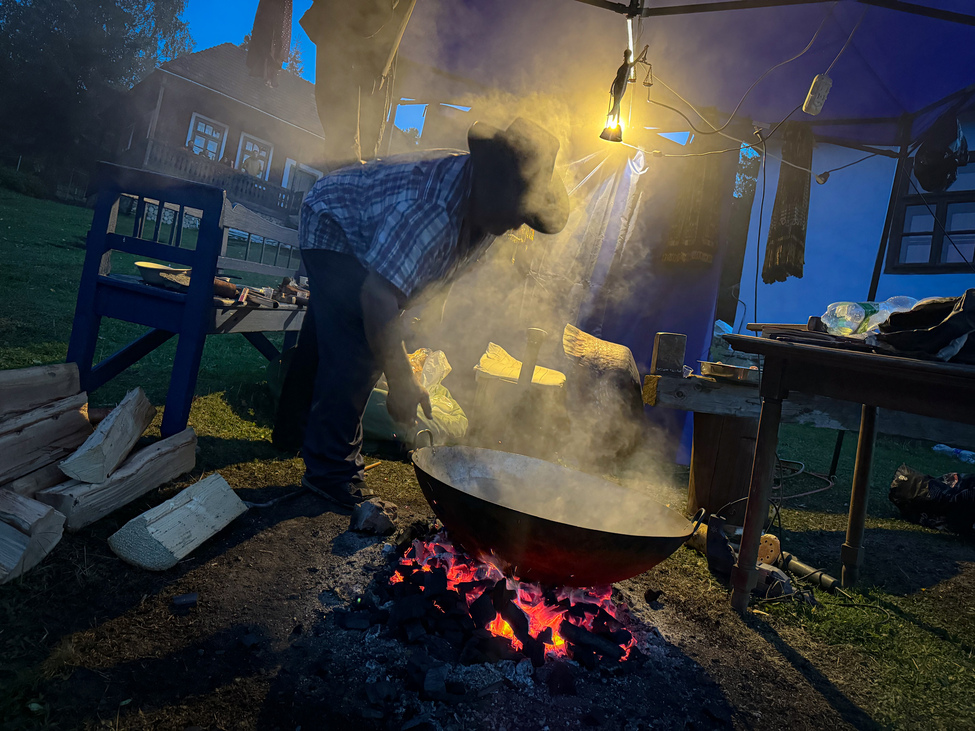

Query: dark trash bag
[876,288,975,363]
[889,464,975,536]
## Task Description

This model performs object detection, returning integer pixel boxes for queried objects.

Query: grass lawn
[1,187,974,729]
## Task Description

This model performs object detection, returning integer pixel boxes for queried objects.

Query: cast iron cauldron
[412,444,704,587]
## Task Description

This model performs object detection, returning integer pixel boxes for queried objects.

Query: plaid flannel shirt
[299,151,492,301]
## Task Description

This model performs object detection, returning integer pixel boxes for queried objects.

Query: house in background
[115,43,327,221]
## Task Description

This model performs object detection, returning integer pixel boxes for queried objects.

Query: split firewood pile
[0,363,246,584]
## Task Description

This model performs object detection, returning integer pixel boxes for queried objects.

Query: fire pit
[412,445,704,586]
[333,526,652,673]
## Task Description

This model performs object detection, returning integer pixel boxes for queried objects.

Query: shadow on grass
[746,616,882,731]
[194,435,283,472]
[778,525,975,595]
[0,488,349,728]
[219,379,277,431]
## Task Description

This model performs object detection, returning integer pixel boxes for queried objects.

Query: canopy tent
[577,0,975,147]
[407,0,975,148]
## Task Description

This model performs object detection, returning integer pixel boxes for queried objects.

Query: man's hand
[386,375,433,426]
[360,270,433,426]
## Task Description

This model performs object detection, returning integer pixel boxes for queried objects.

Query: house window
[237,134,273,180]
[283,158,323,194]
[186,113,228,161]
[887,115,975,274]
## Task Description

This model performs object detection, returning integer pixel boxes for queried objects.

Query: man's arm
[360,270,432,425]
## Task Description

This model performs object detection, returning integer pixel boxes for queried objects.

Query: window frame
[884,152,975,274]
[186,112,229,161]
[887,185,975,274]
[282,158,323,192]
[235,132,274,182]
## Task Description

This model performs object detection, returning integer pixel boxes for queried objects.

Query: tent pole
[866,117,912,301]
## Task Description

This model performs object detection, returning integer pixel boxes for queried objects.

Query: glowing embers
[391,532,636,666]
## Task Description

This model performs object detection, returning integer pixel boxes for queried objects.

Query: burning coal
[388,531,637,666]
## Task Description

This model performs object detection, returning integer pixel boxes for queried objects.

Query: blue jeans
[300,250,382,486]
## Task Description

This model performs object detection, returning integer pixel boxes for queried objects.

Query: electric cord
[645,3,835,137]
[824,6,866,75]
[648,76,813,173]
[906,177,975,275]
[817,152,879,178]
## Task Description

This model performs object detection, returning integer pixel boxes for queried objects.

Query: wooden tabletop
[723,334,975,426]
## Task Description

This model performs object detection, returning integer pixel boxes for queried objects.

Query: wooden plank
[209,305,305,334]
[0,394,93,485]
[1,462,67,498]
[36,428,197,531]
[0,364,81,420]
[643,373,975,448]
[0,490,65,584]
[59,388,157,483]
[108,473,247,570]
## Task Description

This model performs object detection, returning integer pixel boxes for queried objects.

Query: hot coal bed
[275,518,739,731]
[333,525,661,690]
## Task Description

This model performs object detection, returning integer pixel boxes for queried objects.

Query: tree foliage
[0,0,194,162]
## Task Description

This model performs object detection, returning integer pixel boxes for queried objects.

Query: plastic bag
[363,349,468,447]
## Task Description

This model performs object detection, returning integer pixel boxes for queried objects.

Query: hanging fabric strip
[763,121,814,283]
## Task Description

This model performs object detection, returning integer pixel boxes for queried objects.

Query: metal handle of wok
[690,508,707,536]
[413,428,434,450]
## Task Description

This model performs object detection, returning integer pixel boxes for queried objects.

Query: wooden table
[723,334,975,612]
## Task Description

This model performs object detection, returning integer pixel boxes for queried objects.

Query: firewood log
[108,473,246,570]
[59,388,156,483]
[0,393,92,484]
[36,428,197,531]
[0,462,67,498]
[0,363,80,419]
[0,489,65,583]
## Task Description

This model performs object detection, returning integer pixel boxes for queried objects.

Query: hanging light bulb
[600,48,633,143]
[600,113,624,143]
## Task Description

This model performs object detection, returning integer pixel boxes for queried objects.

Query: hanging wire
[645,2,837,137]
[825,6,867,74]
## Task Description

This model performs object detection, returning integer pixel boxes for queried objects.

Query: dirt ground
[0,459,911,731]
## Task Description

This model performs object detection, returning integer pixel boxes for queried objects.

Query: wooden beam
[59,388,157,483]
[0,490,65,584]
[0,363,81,420]
[643,373,975,448]
[0,393,92,485]
[108,473,246,571]
[36,428,197,531]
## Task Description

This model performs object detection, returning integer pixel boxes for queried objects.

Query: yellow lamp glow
[600,113,624,143]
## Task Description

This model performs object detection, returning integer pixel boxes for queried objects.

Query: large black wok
[412,445,704,587]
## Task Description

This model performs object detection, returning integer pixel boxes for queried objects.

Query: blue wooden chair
[67,162,305,436]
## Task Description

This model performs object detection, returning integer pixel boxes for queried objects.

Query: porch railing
[142,139,303,220]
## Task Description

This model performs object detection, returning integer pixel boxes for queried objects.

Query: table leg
[731,396,783,613]
[841,404,878,587]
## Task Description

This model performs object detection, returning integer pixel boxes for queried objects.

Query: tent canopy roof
[405,0,975,147]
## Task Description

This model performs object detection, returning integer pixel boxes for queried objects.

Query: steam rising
[380,0,745,510]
